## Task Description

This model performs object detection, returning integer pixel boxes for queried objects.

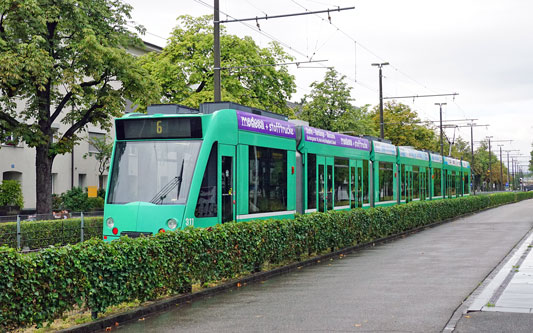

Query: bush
[0,180,24,208]
[0,216,103,249]
[1,192,532,330]
[60,187,104,212]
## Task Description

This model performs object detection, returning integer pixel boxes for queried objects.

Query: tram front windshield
[107,141,201,205]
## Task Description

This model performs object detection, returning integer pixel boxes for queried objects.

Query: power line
[218,6,355,23]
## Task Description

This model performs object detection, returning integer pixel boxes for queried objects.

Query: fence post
[16,215,21,249]
[81,212,84,243]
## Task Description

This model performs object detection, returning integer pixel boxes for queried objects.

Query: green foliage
[0,180,23,208]
[371,101,437,150]
[2,192,532,330]
[61,187,103,212]
[300,68,377,135]
[140,15,296,116]
[0,216,102,249]
[0,0,160,213]
[472,139,509,188]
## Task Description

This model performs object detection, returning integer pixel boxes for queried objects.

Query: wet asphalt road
[116,200,533,332]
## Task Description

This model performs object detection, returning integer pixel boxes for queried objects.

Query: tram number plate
[185,218,194,227]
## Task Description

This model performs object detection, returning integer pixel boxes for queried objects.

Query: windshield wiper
[150,176,182,204]
[150,160,185,205]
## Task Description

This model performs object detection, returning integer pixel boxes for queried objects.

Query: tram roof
[302,126,370,151]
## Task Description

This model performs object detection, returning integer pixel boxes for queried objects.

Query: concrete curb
[61,201,523,333]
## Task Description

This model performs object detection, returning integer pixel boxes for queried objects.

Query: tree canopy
[0,0,159,213]
[371,101,437,150]
[140,15,296,116]
[300,68,376,135]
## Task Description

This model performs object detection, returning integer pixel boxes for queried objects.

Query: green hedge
[0,217,103,249]
[1,192,532,330]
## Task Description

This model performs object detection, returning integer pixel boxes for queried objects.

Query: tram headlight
[106,217,114,229]
[167,218,178,230]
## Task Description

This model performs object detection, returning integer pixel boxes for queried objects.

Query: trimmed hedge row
[0,217,103,249]
[1,192,532,330]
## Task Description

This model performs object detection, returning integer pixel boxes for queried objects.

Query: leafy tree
[0,0,159,213]
[140,15,296,116]
[83,134,113,189]
[300,68,376,135]
[471,140,508,190]
[371,101,437,150]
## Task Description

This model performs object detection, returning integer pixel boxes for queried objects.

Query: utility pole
[214,4,354,103]
[471,124,475,194]
[486,136,493,190]
[213,0,221,102]
[504,150,520,190]
[456,123,489,195]
[498,144,504,191]
[435,103,447,158]
[372,62,389,138]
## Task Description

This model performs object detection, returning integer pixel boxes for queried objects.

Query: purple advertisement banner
[304,126,370,151]
[236,111,296,139]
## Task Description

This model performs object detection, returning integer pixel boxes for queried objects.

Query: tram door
[349,160,363,208]
[420,168,427,200]
[220,145,235,223]
[402,165,413,203]
[317,156,334,212]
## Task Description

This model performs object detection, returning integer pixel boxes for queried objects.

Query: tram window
[434,168,441,196]
[464,174,470,194]
[413,166,419,199]
[451,171,457,195]
[249,146,287,213]
[334,158,350,206]
[379,162,394,201]
[195,143,218,217]
[363,160,369,204]
[107,141,201,205]
[307,153,317,210]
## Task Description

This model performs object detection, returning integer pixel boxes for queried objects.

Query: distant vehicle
[102,102,472,241]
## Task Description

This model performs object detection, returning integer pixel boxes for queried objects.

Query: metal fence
[0,211,103,252]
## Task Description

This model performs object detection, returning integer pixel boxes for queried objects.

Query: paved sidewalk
[115,200,533,333]
[452,216,533,332]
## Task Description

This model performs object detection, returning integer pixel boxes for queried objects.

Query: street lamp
[372,62,389,139]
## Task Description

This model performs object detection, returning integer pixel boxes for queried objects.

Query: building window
[379,161,394,201]
[88,132,105,153]
[78,173,86,189]
[195,143,218,218]
[249,146,287,213]
[51,173,58,194]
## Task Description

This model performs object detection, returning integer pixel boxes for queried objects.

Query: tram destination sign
[236,111,296,138]
[304,126,370,151]
[116,117,203,140]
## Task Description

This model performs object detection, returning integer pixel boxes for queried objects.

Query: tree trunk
[36,146,54,214]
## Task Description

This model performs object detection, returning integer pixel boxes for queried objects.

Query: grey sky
[126,0,533,171]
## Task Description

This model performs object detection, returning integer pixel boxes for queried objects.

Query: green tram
[103,102,473,240]
[371,140,398,207]
[429,153,444,199]
[397,147,430,204]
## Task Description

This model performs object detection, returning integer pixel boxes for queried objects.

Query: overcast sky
[126,0,533,172]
